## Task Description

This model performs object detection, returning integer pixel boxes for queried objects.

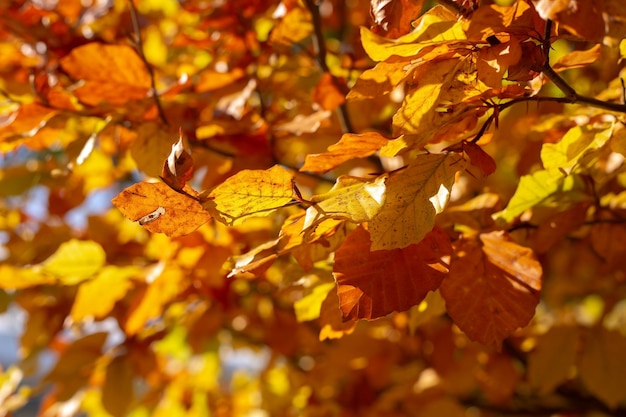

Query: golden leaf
[369,153,464,250]
[207,165,294,225]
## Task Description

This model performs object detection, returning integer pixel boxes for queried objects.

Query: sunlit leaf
[494,169,580,223]
[301,132,388,173]
[333,225,451,321]
[541,124,612,173]
[360,6,465,61]
[40,239,106,285]
[59,43,151,105]
[303,174,387,231]
[370,0,426,38]
[112,182,212,236]
[369,153,464,250]
[125,265,188,335]
[441,232,542,348]
[71,266,139,322]
[553,44,602,72]
[207,165,294,225]
[294,282,336,322]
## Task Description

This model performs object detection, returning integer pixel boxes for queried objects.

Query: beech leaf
[440,232,542,348]
[59,43,151,105]
[303,175,387,231]
[207,165,294,225]
[112,182,212,236]
[40,239,106,285]
[301,132,389,173]
[369,153,464,250]
[333,225,451,321]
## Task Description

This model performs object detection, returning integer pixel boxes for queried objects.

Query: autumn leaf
[70,266,139,322]
[102,354,134,417]
[369,153,464,250]
[302,174,387,231]
[59,43,151,106]
[333,225,451,321]
[552,44,602,72]
[294,282,336,322]
[313,72,346,111]
[124,264,188,335]
[463,141,496,177]
[359,6,465,62]
[370,0,426,38]
[527,326,580,394]
[44,332,108,401]
[579,327,626,408]
[440,232,542,348]
[301,132,388,173]
[207,165,294,225]
[112,182,212,236]
[39,239,106,285]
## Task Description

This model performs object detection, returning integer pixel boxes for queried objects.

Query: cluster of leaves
[2,0,626,415]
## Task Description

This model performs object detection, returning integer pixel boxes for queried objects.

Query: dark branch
[128,0,169,126]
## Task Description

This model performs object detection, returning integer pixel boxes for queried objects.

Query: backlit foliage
[2,0,626,415]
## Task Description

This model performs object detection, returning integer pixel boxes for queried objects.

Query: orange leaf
[301,132,389,173]
[333,225,451,321]
[370,0,426,38]
[463,141,496,177]
[60,43,151,106]
[313,72,346,111]
[440,232,542,348]
[552,44,602,72]
[112,182,211,237]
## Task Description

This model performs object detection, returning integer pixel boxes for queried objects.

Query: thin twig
[303,0,354,134]
[128,0,169,126]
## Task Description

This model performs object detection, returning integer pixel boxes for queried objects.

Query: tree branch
[303,0,354,134]
[128,0,169,126]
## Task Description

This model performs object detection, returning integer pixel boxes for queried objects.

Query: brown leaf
[441,232,542,348]
[112,182,211,237]
[161,134,194,191]
[463,141,496,177]
[579,327,626,408]
[60,43,151,106]
[370,0,426,38]
[333,225,451,321]
[301,132,388,173]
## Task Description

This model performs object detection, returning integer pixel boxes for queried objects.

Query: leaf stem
[128,0,169,126]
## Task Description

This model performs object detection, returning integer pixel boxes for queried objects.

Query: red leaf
[333,225,451,321]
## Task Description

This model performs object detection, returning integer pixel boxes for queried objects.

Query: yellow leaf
[494,169,583,223]
[125,265,188,335]
[207,165,294,225]
[0,265,55,289]
[294,282,336,322]
[360,6,465,62]
[301,132,388,173]
[303,175,387,231]
[369,153,464,250]
[40,239,106,285]
[392,59,484,147]
[71,266,139,322]
[347,61,411,100]
[112,182,212,237]
[541,124,613,173]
